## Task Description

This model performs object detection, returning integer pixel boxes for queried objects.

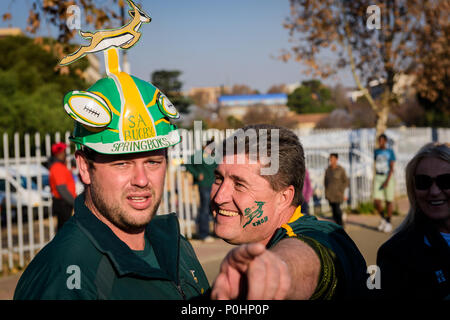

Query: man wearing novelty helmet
[14,1,209,300]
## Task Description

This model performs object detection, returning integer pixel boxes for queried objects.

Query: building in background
[290,113,330,130]
[218,93,290,119]
[188,86,231,110]
[0,27,23,38]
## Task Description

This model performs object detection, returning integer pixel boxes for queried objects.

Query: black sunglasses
[414,174,450,191]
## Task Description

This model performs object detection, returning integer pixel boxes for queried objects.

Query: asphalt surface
[0,197,409,299]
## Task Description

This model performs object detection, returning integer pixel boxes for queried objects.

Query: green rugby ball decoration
[64,91,112,127]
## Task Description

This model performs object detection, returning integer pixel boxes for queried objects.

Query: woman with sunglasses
[376,142,450,299]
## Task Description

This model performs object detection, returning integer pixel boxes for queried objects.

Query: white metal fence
[0,127,448,272]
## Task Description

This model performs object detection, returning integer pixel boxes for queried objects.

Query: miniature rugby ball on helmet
[64,91,112,128]
[157,92,180,119]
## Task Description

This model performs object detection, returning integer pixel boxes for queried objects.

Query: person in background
[377,142,450,299]
[374,133,396,233]
[48,142,76,231]
[302,168,313,215]
[184,139,217,242]
[324,153,349,227]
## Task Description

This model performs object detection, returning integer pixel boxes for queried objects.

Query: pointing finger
[227,243,267,271]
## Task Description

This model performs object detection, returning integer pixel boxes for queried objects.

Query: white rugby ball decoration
[63,91,112,127]
[157,92,179,119]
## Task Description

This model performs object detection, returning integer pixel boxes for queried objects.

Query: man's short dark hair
[330,153,339,159]
[221,124,305,207]
[378,133,388,141]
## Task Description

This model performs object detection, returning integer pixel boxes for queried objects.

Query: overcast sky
[0,0,354,93]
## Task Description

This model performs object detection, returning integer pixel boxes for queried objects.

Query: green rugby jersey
[267,206,368,299]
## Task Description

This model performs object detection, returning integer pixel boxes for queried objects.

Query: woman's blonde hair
[396,142,450,234]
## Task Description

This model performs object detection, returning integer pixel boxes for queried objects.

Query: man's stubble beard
[88,180,162,234]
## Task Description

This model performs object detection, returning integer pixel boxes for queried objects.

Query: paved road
[0,198,409,299]
[345,214,404,266]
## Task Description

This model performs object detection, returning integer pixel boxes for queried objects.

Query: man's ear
[277,185,295,212]
[75,150,92,185]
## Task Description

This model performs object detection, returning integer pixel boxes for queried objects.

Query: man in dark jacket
[14,44,209,299]
[184,140,217,242]
[324,153,349,226]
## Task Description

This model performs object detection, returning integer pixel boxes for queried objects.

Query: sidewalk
[0,196,410,300]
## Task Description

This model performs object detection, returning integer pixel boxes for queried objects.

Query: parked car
[0,165,51,226]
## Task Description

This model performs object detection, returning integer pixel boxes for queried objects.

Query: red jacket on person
[49,161,76,200]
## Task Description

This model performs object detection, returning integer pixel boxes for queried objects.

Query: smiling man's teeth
[429,200,444,205]
[219,209,239,217]
[130,197,147,202]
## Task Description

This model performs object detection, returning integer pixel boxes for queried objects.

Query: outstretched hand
[211,243,291,300]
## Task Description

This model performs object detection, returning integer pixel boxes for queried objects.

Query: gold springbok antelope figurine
[59,0,151,66]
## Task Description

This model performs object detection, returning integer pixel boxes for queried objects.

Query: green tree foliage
[151,70,191,114]
[0,36,88,136]
[417,83,450,128]
[287,80,336,114]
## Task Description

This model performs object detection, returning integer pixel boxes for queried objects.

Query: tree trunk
[346,39,388,143]
[344,22,392,145]
[375,105,389,140]
[375,88,391,146]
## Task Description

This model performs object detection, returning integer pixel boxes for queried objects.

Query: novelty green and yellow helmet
[63,48,180,154]
[60,0,180,154]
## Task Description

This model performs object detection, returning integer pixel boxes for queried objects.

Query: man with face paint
[210,124,368,300]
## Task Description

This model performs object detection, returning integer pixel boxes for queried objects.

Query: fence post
[188,129,198,232]
[431,127,438,142]
[183,171,192,239]
[162,174,169,215]
[45,134,51,158]
[176,164,185,236]
[0,134,3,272]
[24,134,35,259]
[181,130,193,239]
[35,133,45,249]
[65,131,71,167]
[14,133,24,267]
[3,133,14,270]
[1,134,7,270]
[46,135,55,240]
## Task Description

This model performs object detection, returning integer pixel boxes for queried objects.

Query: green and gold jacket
[267,206,368,299]
[14,194,209,300]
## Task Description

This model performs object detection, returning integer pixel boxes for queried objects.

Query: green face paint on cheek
[242,201,268,228]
